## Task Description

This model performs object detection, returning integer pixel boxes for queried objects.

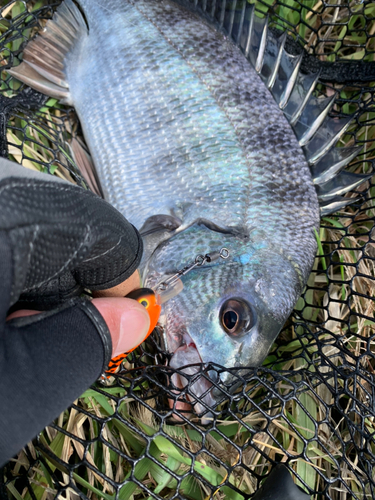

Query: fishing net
[0,0,375,499]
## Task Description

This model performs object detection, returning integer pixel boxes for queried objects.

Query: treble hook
[156,247,230,292]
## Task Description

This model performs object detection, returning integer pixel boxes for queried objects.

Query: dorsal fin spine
[255,15,268,73]
[317,171,373,201]
[235,1,246,45]
[288,71,321,126]
[267,32,287,90]
[298,94,336,147]
[312,145,363,185]
[279,53,303,110]
[306,117,352,165]
[244,5,255,58]
[320,196,358,216]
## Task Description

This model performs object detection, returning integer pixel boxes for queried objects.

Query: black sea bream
[9,0,371,412]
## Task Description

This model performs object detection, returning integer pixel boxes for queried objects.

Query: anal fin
[69,138,104,198]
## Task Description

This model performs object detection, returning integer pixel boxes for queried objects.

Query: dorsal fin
[319,195,358,217]
[238,3,371,215]
[311,145,363,185]
[195,0,371,216]
[316,171,373,201]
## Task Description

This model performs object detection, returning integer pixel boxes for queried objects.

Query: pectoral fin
[140,214,182,236]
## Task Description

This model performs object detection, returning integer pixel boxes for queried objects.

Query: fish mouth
[168,335,218,424]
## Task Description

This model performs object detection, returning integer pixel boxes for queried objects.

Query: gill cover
[145,225,303,379]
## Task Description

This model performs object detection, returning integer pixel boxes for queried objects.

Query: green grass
[252,0,375,63]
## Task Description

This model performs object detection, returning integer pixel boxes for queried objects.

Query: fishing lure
[105,288,161,375]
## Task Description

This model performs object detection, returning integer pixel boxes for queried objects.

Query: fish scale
[71,0,291,234]
[134,0,319,240]
[8,0,368,412]
[78,0,316,352]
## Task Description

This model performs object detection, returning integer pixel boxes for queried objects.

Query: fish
[8,0,371,416]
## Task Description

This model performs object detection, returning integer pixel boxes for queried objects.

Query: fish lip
[171,341,203,366]
[167,326,238,397]
[168,333,223,418]
[172,329,201,357]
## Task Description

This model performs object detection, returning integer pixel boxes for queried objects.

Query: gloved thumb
[91,297,150,357]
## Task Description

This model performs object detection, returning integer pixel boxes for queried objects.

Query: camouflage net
[0,1,375,499]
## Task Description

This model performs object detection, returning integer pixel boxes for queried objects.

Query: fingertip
[91,297,150,357]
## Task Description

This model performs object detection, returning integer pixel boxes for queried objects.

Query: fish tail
[7,0,87,105]
[222,1,371,215]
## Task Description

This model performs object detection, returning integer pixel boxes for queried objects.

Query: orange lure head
[125,288,162,346]
[105,288,161,375]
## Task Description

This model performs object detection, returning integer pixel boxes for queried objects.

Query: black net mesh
[1,1,375,499]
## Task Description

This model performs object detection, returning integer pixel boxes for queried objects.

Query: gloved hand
[0,158,149,467]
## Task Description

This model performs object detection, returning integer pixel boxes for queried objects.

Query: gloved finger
[6,309,40,320]
[1,298,113,465]
[0,159,143,307]
[7,297,151,358]
[92,269,141,298]
[92,297,150,357]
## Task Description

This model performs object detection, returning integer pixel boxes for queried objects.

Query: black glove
[248,464,311,500]
[2,162,142,309]
[0,158,143,467]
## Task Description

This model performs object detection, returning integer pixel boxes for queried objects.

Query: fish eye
[220,299,255,337]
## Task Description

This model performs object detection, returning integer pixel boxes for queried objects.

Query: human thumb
[91,297,150,357]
